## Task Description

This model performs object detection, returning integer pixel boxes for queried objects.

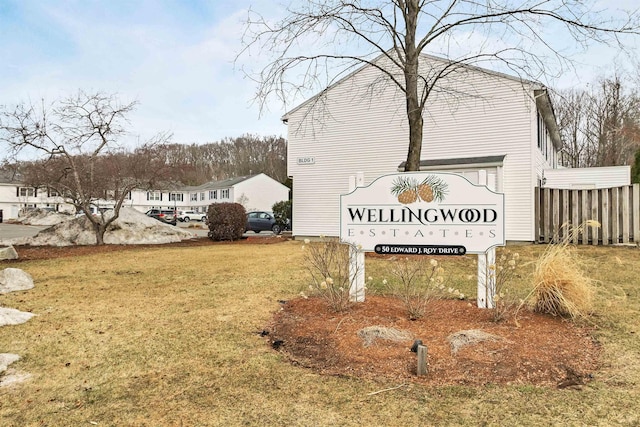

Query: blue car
[246,211,283,235]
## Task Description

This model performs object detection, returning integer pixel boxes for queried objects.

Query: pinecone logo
[398,189,418,204]
[417,183,434,202]
[391,175,448,204]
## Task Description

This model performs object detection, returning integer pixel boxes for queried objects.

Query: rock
[357,325,413,347]
[0,246,18,261]
[0,307,36,326]
[447,329,503,354]
[0,268,34,294]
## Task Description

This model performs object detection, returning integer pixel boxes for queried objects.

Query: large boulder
[0,268,34,294]
[0,246,18,261]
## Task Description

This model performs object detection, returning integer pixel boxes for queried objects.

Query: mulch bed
[268,295,601,388]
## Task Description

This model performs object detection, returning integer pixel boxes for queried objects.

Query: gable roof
[281,51,562,150]
[282,51,541,121]
[397,155,506,171]
[183,174,259,192]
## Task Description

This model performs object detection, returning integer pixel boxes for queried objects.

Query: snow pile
[14,207,195,246]
[18,208,73,226]
[0,268,34,294]
[0,307,36,326]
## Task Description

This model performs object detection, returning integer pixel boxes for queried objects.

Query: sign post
[340,172,505,307]
[348,173,366,302]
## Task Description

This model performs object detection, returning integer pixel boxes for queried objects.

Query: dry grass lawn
[0,241,639,426]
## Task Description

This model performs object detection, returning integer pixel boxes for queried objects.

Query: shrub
[207,203,246,241]
[386,257,462,320]
[488,249,520,322]
[272,200,291,230]
[303,237,356,312]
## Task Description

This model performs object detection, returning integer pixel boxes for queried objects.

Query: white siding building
[129,173,289,214]
[284,54,563,242]
[543,166,630,189]
[0,173,289,221]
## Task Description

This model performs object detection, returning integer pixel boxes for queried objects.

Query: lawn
[0,241,639,426]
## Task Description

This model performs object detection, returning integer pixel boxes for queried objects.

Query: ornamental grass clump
[529,221,597,318]
[302,237,356,312]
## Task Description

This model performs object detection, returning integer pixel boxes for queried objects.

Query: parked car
[146,209,177,225]
[246,211,287,235]
[177,210,207,222]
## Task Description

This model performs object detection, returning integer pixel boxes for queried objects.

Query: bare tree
[240,0,639,171]
[554,88,592,167]
[0,91,172,245]
[555,75,640,167]
[154,135,288,185]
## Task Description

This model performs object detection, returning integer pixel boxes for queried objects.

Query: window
[209,190,217,199]
[200,192,205,201]
[18,187,35,197]
[537,112,550,160]
[147,192,161,201]
[190,193,198,202]
[48,188,59,197]
[221,189,230,199]
[169,193,184,202]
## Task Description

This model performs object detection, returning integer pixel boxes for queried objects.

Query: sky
[0,0,638,149]
[0,0,289,147]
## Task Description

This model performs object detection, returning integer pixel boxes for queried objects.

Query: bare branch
[238,0,640,170]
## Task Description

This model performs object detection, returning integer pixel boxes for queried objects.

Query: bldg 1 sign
[340,172,505,254]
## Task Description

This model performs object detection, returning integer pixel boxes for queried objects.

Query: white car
[177,210,207,222]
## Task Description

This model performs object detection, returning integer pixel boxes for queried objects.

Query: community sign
[340,172,505,254]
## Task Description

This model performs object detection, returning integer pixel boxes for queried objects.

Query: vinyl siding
[234,174,290,212]
[287,56,544,241]
[543,166,631,189]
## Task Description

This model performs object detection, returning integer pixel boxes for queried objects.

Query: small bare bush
[489,250,521,322]
[302,238,358,312]
[528,221,597,318]
[386,257,462,320]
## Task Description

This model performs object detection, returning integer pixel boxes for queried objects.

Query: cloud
[0,0,287,149]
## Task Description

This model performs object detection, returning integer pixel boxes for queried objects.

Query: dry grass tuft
[529,222,596,318]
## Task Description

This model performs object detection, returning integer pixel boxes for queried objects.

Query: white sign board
[297,157,315,165]
[340,172,504,254]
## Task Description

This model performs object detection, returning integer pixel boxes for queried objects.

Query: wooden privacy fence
[535,184,640,245]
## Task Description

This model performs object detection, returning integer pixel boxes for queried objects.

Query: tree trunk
[403,0,423,172]
[93,222,106,245]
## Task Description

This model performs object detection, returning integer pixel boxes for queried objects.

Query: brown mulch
[7,236,287,262]
[268,295,601,388]
[4,237,601,388]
